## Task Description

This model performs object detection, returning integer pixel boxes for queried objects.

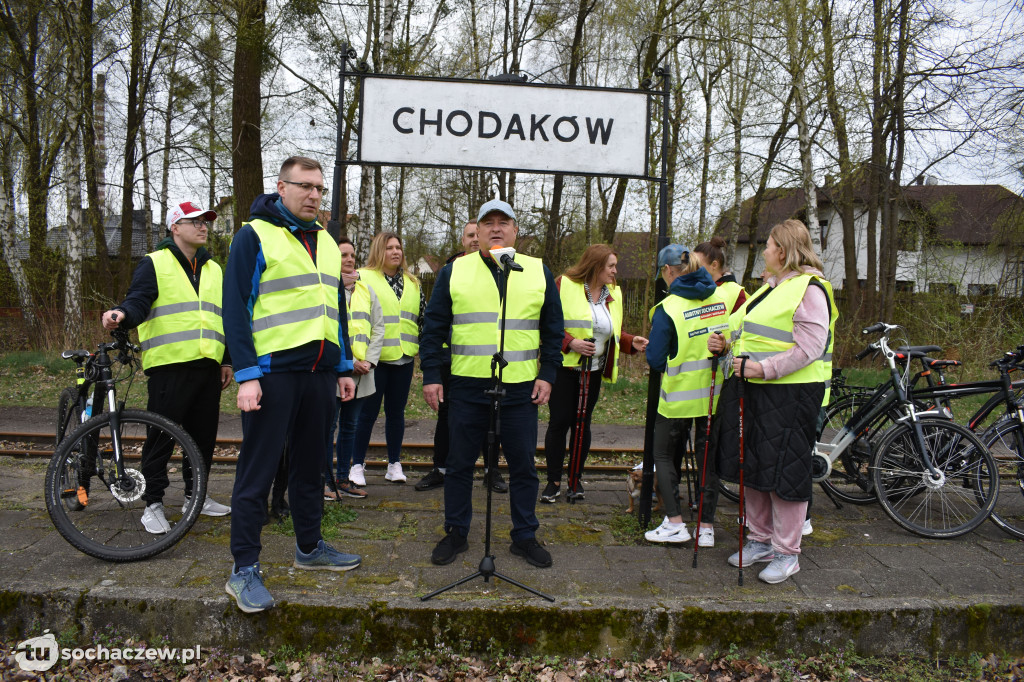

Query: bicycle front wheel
[871,419,998,539]
[817,394,895,505]
[56,387,83,446]
[980,418,1024,540]
[44,409,207,562]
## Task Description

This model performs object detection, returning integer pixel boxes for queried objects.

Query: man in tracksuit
[102,200,233,534]
[222,156,360,613]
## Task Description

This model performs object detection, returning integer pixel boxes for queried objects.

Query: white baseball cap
[166,201,217,230]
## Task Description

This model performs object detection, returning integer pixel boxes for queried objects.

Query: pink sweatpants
[743,487,807,555]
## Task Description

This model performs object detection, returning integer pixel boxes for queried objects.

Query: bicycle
[818,347,950,506]
[44,330,207,561]
[812,322,998,538]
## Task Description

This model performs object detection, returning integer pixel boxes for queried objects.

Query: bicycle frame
[814,323,944,481]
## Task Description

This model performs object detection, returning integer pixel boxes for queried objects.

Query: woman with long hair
[351,231,424,485]
[541,244,648,503]
[707,219,837,584]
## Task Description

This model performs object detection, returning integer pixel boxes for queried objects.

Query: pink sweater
[758,267,830,381]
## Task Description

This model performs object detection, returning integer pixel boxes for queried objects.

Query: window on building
[928,282,957,295]
[819,220,828,251]
[967,283,996,297]
[895,280,914,293]
[1008,260,1024,296]
[897,220,918,251]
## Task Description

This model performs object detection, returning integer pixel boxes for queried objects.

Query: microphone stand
[422,254,554,602]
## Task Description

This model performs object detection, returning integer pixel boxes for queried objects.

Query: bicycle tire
[871,419,998,539]
[45,409,207,562]
[980,419,1024,540]
[56,387,82,446]
[817,394,896,505]
[718,481,739,503]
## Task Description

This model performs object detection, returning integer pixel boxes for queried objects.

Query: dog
[626,468,662,514]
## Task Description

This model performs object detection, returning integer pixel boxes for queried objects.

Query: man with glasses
[222,155,360,613]
[102,200,234,534]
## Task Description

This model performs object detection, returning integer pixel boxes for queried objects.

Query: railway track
[0,431,643,472]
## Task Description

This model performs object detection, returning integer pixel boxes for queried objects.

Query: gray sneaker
[727,540,775,567]
[225,563,275,613]
[294,540,361,571]
[758,553,800,584]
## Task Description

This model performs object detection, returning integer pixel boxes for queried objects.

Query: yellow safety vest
[358,268,420,361]
[450,253,546,383]
[730,273,837,390]
[248,219,340,357]
[652,292,729,418]
[137,248,225,370]
[347,280,374,362]
[559,277,624,383]
[717,280,746,314]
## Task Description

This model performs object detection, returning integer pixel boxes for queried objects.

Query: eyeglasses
[282,180,329,197]
[178,219,211,228]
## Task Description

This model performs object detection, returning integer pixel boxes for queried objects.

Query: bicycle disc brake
[109,468,146,503]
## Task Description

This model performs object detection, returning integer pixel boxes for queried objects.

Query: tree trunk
[81,0,111,298]
[118,0,143,286]
[231,0,267,232]
[0,167,36,330]
[819,0,860,307]
[65,129,84,345]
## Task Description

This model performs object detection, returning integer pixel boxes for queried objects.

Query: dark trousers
[354,361,414,464]
[653,414,719,523]
[432,363,489,470]
[141,364,222,505]
[431,363,452,469]
[544,366,602,483]
[230,371,336,567]
[327,395,368,483]
[444,395,540,542]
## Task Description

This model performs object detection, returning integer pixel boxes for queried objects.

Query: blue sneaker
[225,563,274,613]
[294,539,361,571]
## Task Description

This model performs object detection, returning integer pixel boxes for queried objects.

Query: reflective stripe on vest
[358,268,420,360]
[347,280,375,361]
[248,220,340,356]
[450,253,546,382]
[732,273,835,387]
[137,248,225,370]
[559,277,624,383]
[652,292,729,418]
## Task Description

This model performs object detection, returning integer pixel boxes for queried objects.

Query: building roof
[717,184,1024,246]
[14,211,161,260]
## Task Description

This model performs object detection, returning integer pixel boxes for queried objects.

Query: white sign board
[359,77,650,177]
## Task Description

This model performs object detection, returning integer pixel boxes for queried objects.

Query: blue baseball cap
[656,243,690,273]
[477,199,516,223]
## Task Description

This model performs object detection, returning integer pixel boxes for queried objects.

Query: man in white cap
[102,200,233,534]
[420,198,564,568]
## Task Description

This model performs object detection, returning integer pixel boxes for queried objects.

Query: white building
[721,183,1024,296]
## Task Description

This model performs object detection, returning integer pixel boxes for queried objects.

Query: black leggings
[543,366,602,483]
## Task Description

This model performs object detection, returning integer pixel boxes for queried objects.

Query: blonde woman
[707,219,837,584]
[351,231,424,484]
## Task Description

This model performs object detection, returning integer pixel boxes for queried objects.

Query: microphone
[489,246,523,272]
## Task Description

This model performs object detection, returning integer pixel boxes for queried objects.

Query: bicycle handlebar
[861,322,887,335]
[855,343,879,360]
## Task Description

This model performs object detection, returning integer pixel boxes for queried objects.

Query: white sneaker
[697,526,715,547]
[759,553,800,584]
[186,496,231,517]
[141,503,171,534]
[802,519,813,536]
[349,464,366,487]
[384,462,407,483]
[644,517,691,543]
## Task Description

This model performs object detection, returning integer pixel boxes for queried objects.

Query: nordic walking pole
[568,338,595,504]
[692,342,722,569]
[737,355,749,586]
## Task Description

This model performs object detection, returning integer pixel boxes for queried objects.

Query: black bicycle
[45,331,206,561]
[813,323,999,538]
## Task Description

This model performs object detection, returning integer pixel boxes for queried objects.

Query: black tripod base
[421,554,555,602]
